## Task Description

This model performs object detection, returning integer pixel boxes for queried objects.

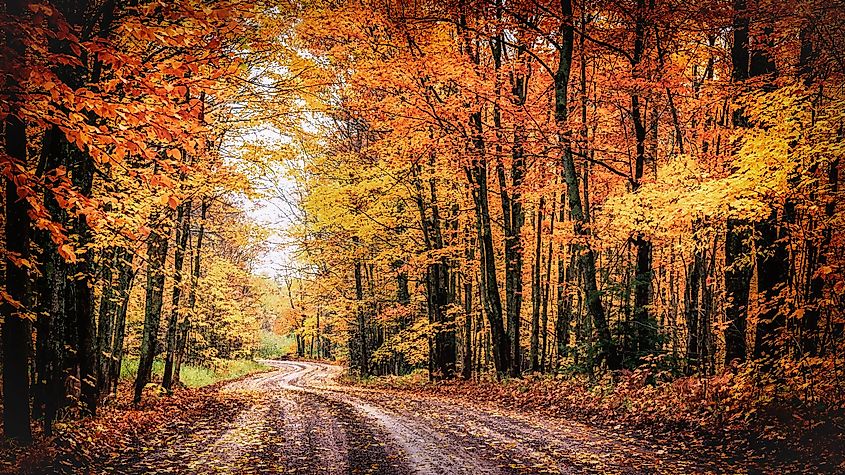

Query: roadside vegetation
[119,358,269,389]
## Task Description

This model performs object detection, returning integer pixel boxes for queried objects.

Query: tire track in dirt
[103,361,702,474]
[258,360,704,475]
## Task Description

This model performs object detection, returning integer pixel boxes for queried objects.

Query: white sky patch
[225,123,301,279]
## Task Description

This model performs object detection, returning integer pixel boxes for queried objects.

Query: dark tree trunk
[67,149,98,416]
[556,192,573,368]
[530,201,544,372]
[753,206,790,361]
[412,157,456,379]
[493,31,528,378]
[429,262,455,378]
[2,0,33,440]
[462,272,473,380]
[749,26,782,364]
[685,232,704,372]
[163,201,191,390]
[724,219,752,364]
[395,261,410,373]
[458,13,510,377]
[556,0,618,370]
[724,0,753,365]
[35,129,73,435]
[96,248,116,398]
[109,247,134,395]
[629,0,657,363]
[354,257,369,377]
[540,195,556,372]
[176,199,207,383]
[134,209,172,404]
[466,128,511,376]
[804,158,838,356]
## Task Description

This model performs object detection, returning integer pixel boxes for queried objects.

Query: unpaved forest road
[108,361,704,474]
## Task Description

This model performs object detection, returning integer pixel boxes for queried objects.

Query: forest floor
[90,361,745,474]
[7,360,840,474]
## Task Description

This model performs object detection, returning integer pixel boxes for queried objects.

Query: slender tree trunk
[531,201,544,372]
[749,27,783,364]
[540,194,556,372]
[804,157,838,356]
[466,110,511,376]
[163,201,191,390]
[753,205,790,361]
[109,247,134,394]
[467,152,511,376]
[458,13,511,377]
[134,209,172,404]
[724,0,752,365]
[685,228,705,373]
[463,270,474,380]
[494,31,529,378]
[427,168,455,379]
[316,308,321,359]
[96,248,116,398]
[556,0,619,370]
[176,199,207,383]
[629,0,657,362]
[354,257,369,377]
[66,149,98,418]
[555,190,572,369]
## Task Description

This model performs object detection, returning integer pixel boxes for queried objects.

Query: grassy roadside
[119,358,269,388]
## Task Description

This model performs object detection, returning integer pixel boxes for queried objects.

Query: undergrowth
[120,358,268,388]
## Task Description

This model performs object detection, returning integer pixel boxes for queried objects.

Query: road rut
[103,361,701,474]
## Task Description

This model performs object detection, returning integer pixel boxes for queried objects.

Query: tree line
[1,0,293,443]
[287,0,844,396]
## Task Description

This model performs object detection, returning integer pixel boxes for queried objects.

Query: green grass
[257,330,295,359]
[120,357,268,388]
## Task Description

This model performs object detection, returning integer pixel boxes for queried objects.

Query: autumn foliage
[284,0,845,432]
[0,0,293,445]
[1,0,844,468]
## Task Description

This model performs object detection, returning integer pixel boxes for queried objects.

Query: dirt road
[104,361,703,474]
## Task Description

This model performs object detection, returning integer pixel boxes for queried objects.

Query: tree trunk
[493,31,529,378]
[804,158,838,356]
[462,271,473,380]
[753,206,790,361]
[134,209,172,404]
[2,0,33,440]
[540,194,556,372]
[163,201,191,390]
[685,230,705,373]
[35,129,73,435]
[109,247,134,395]
[458,14,511,377]
[354,257,369,377]
[556,0,618,370]
[629,0,657,363]
[530,201,544,372]
[67,149,98,417]
[96,247,116,398]
[176,199,208,383]
[724,0,752,365]
[466,133,511,376]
